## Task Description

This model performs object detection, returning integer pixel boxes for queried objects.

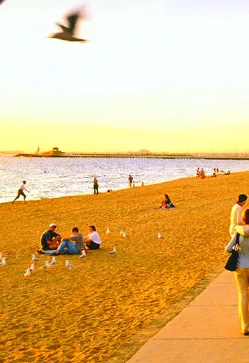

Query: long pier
[13,153,249,160]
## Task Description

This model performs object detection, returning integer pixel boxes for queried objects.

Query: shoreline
[1,171,249,362]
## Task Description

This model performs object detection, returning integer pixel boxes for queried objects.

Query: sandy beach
[0,171,248,362]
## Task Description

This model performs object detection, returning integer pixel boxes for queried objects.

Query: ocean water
[1,156,249,204]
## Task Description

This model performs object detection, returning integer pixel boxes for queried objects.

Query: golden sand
[0,172,247,362]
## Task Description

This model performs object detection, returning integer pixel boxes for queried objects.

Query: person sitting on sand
[54,227,84,255]
[160,194,175,209]
[84,225,102,250]
[40,223,61,251]
[230,194,247,237]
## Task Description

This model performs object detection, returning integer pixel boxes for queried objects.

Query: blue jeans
[57,240,80,254]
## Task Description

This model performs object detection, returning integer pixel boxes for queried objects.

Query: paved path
[127,270,249,363]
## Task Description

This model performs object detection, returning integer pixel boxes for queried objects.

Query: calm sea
[1,156,249,204]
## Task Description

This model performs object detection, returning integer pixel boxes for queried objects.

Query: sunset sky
[1,0,249,153]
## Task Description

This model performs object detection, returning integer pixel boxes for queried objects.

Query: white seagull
[0,257,6,266]
[48,7,88,43]
[79,250,86,258]
[120,230,124,236]
[32,254,40,262]
[106,227,110,234]
[66,260,73,269]
[41,260,50,269]
[157,233,164,239]
[109,247,117,254]
[24,269,31,277]
[122,232,129,238]
[50,256,56,265]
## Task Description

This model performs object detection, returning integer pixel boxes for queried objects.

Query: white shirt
[88,231,101,245]
[20,183,27,191]
[230,203,243,236]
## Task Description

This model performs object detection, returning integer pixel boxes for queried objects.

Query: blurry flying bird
[109,247,116,254]
[48,7,88,42]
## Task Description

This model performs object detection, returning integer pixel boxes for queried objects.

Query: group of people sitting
[196,167,206,179]
[38,223,102,255]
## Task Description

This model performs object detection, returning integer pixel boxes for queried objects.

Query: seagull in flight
[48,8,88,42]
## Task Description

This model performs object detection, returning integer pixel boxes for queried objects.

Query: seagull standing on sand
[0,257,6,266]
[50,256,56,265]
[158,233,164,239]
[24,269,31,277]
[109,247,116,254]
[106,227,110,235]
[122,232,129,238]
[66,260,73,269]
[41,260,50,269]
[48,7,88,42]
[79,250,86,258]
[120,230,124,236]
[32,254,40,262]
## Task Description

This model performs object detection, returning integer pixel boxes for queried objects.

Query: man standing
[39,223,61,252]
[128,175,133,188]
[230,194,247,236]
[12,180,29,203]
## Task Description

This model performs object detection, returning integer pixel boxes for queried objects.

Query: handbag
[225,233,240,271]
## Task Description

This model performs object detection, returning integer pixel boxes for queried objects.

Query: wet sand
[0,171,247,362]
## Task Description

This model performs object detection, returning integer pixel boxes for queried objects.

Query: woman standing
[226,209,249,335]
[93,177,99,195]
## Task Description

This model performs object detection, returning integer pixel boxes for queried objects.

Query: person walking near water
[12,181,29,203]
[128,175,133,188]
[93,177,99,194]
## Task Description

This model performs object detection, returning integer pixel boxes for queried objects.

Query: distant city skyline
[1,0,249,152]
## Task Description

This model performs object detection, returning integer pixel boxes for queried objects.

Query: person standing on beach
[12,181,29,203]
[226,209,249,335]
[230,194,247,236]
[128,175,133,188]
[93,177,99,194]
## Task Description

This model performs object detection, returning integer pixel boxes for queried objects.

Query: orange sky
[1,0,249,153]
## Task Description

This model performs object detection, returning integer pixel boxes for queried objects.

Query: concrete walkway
[127,270,249,363]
